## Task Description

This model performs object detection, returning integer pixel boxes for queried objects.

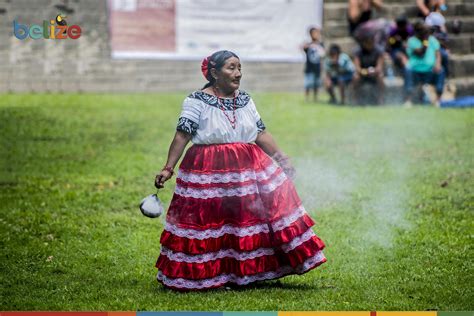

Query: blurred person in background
[387,15,414,71]
[348,0,384,36]
[353,36,385,105]
[425,10,450,77]
[403,22,445,107]
[417,0,447,18]
[324,44,355,105]
[153,50,326,291]
[302,26,326,102]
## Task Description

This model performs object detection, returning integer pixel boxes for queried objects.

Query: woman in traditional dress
[154,50,326,291]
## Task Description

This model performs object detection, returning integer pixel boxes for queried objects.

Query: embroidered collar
[188,90,251,110]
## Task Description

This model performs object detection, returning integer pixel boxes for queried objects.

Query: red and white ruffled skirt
[155,143,326,290]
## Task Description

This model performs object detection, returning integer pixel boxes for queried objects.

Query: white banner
[109,0,323,61]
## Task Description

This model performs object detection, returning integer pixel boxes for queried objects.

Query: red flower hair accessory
[201,56,211,79]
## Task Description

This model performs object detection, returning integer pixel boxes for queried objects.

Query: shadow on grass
[153,279,328,294]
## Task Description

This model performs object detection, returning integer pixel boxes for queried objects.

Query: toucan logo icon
[56,14,67,27]
[13,14,81,40]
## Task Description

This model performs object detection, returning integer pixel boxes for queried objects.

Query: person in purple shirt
[387,15,414,69]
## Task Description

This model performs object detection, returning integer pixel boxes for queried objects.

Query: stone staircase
[323,0,474,98]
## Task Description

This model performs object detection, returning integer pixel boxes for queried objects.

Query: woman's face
[214,57,242,93]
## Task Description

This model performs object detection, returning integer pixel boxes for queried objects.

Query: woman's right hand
[154,169,173,189]
[272,152,296,180]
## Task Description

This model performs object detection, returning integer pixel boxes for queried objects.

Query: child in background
[324,44,355,105]
[302,27,325,102]
[425,10,450,77]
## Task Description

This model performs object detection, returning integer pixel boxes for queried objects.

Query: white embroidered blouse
[176,90,266,144]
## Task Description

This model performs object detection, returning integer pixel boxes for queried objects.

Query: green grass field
[0,93,473,311]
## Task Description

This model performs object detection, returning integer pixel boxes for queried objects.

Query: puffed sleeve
[250,98,266,133]
[176,97,202,135]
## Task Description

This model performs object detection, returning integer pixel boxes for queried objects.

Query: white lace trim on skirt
[164,205,307,239]
[178,163,279,184]
[160,246,275,263]
[175,171,287,199]
[160,228,316,263]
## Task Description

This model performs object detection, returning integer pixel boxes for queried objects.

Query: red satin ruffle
[160,213,318,254]
[156,236,324,280]
[166,180,302,229]
[179,143,272,172]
